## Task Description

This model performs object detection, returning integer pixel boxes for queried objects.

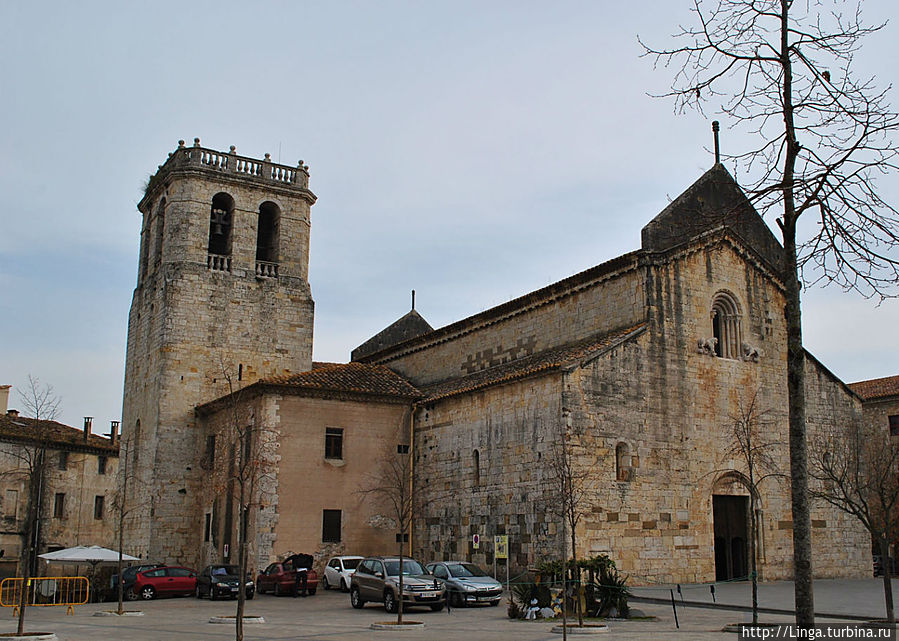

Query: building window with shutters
[325,428,344,460]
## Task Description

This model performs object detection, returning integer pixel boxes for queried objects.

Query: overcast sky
[1,1,897,431]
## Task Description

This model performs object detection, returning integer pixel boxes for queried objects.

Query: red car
[133,566,197,600]
[257,554,318,596]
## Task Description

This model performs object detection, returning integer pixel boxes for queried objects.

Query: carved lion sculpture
[697,337,718,356]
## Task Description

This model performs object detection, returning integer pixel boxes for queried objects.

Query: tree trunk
[397,548,404,625]
[17,447,45,635]
[779,0,814,627]
[570,525,583,626]
[879,537,895,624]
[750,495,758,625]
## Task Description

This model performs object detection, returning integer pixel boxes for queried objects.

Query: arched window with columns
[710,291,743,359]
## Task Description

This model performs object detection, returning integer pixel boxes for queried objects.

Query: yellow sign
[495,535,508,559]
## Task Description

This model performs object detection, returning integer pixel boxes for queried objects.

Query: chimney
[7,409,19,418]
[109,420,120,445]
[0,386,10,414]
[83,417,93,442]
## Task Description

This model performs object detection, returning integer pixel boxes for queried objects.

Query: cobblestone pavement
[1,579,895,640]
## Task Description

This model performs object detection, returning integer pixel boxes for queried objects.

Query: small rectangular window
[4,490,18,520]
[889,415,899,436]
[325,428,344,459]
[397,444,410,454]
[204,435,216,468]
[395,532,409,543]
[204,513,212,542]
[53,493,65,519]
[93,495,104,520]
[98,456,107,475]
[322,509,342,543]
[58,451,68,471]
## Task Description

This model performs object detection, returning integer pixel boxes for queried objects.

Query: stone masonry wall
[564,238,868,583]
[376,259,644,387]
[413,375,564,577]
[411,237,869,585]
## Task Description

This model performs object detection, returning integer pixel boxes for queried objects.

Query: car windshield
[342,559,361,570]
[212,565,238,576]
[447,563,489,578]
[384,560,426,576]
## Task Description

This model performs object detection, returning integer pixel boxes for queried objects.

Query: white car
[322,555,363,591]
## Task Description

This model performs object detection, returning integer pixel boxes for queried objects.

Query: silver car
[426,561,503,607]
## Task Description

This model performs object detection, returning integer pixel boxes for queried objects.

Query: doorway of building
[713,494,749,581]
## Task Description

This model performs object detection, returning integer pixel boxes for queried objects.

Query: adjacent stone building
[849,375,899,439]
[0,391,119,578]
[121,142,876,584]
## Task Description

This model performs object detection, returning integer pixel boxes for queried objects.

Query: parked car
[256,554,319,596]
[350,556,445,613]
[196,564,255,600]
[132,566,197,600]
[426,561,503,607]
[323,555,363,592]
[109,563,163,601]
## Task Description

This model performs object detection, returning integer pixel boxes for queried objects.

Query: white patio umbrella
[38,546,139,563]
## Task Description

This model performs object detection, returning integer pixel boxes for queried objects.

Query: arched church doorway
[713,493,749,581]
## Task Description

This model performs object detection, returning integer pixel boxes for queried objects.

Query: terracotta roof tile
[848,375,899,400]
[263,362,421,399]
[0,415,119,453]
[421,323,646,403]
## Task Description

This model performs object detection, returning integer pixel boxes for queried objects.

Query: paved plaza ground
[0,578,895,640]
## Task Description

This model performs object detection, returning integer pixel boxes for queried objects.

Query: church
[120,139,872,585]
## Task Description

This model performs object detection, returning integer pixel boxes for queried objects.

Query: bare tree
[357,408,419,625]
[810,420,899,624]
[546,411,591,630]
[208,361,273,641]
[5,376,62,635]
[721,392,785,625]
[109,435,152,614]
[18,375,61,424]
[642,1,899,626]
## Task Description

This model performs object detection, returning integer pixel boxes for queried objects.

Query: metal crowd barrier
[0,577,90,615]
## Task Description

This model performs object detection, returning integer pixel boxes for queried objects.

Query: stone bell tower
[120,139,316,565]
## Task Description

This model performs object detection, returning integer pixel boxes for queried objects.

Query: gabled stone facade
[358,165,871,583]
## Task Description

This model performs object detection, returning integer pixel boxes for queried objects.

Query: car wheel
[210,588,218,601]
[431,602,445,612]
[139,586,156,600]
[246,591,254,600]
[384,590,398,614]
[125,588,138,601]
[490,599,500,606]
[195,585,202,599]
[322,575,330,590]
[350,586,365,609]
[307,588,316,596]
[340,578,348,592]
[274,583,282,597]
[450,591,464,608]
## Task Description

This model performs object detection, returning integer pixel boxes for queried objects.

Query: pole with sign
[495,535,509,589]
